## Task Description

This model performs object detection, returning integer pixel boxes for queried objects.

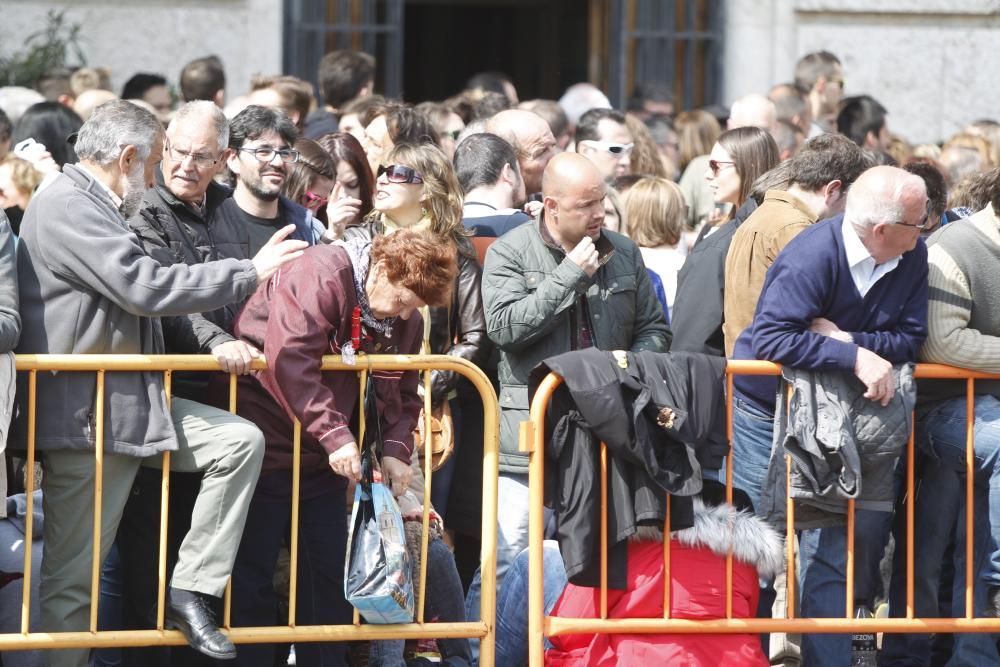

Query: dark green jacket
[482,215,672,473]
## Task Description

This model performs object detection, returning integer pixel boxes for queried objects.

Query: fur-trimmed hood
[634,496,785,579]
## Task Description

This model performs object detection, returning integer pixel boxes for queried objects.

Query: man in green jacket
[467,152,670,634]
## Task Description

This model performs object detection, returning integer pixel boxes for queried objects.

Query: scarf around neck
[334,237,396,338]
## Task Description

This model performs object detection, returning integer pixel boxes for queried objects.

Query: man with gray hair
[733,165,929,666]
[14,100,306,664]
[120,101,311,655]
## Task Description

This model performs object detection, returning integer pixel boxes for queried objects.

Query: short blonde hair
[622,177,686,247]
[0,155,43,203]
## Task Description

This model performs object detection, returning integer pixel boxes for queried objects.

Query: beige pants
[39,398,264,667]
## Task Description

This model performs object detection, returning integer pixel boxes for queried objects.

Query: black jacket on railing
[529,348,727,588]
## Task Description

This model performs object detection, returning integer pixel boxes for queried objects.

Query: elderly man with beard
[13,100,306,665]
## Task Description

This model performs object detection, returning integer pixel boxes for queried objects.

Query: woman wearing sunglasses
[344,141,486,665]
[702,127,780,240]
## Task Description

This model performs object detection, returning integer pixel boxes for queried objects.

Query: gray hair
[74,99,162,165]
[168,100,229,151]
[846,169,926,233]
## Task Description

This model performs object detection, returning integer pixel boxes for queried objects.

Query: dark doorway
[402,0,588,103]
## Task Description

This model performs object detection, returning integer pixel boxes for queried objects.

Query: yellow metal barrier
[0,353,500,665]
[524,360,1000,665]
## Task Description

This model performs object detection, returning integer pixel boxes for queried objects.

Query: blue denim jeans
[368,538,472,666]
[494,542,568,666]
[729,396,775,514]
[918,395,1000,589]
[796,509,894,666]
[882,452,963,666]
[465,472,555,664]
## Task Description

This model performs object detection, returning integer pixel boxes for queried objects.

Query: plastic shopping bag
[343,372,415,624]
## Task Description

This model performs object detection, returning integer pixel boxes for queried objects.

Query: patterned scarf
[334,237,396,338]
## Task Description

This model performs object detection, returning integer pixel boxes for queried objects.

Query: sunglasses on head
[377,164,424,184]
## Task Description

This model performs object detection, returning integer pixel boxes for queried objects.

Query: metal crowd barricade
[0,353,500,665]
[523,359,1000,665]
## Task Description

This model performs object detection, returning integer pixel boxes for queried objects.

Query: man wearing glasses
[573,107,633,182]
[119,102,319,659]
[733,166,929,667]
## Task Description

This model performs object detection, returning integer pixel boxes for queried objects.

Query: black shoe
[166,587,236,660]
[985,585,1000,618]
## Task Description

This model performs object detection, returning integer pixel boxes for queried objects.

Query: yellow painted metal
[6,354,499,664]
[524,360,1000,665]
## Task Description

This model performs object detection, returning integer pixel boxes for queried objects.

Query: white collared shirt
[841,218,899,298]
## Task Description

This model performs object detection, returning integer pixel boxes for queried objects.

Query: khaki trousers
[39,398,264,667]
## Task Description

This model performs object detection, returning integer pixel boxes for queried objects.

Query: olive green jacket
[482,215,672,473]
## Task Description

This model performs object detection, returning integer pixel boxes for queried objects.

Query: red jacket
[232,244,422,473]
[546,505,779,666]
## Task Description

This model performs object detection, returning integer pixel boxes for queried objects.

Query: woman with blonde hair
[623,177,687,317]
[343,141,485,666]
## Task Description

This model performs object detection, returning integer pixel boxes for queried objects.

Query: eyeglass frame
[238,146,300,164]
[579,139,634,156]
[887,201,933,231]
[377,164,425,185]
[708,159,735,176]
[164,140,222,169]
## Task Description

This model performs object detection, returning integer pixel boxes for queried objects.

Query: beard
[241,167,282,202]
[119,162,146,219]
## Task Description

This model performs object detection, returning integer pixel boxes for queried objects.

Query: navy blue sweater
[733,215,928,413]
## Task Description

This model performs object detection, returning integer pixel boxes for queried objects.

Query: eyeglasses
[377,164,424,185]
[440,130,461,142]
[708,159,735,176]
[889,202,932,231]
[238,146,300,164]
[165,141,220,169]
[303,191,329,208]
[580,140,634,155]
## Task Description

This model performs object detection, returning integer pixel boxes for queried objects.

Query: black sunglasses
[377,164,424,185]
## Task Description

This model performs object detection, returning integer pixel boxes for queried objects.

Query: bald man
[728,93,778,135]
[731,165,928,667]
[470,152,670,633]
[485,109,558,197]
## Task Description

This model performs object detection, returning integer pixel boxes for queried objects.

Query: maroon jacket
[233,244,422,473]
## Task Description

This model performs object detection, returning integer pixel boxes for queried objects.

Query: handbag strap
[360,370,384,482]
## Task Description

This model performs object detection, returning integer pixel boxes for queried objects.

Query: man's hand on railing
[210,340,261,375]
[329,441,361,481]
[251,224,309,283]
[855,346,896,406]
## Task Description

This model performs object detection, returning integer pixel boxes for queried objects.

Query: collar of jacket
[62,164,126,226]
[536,212,615,268]
[153,179,233,222]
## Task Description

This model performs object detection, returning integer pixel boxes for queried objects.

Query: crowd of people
[1,45,1000,667]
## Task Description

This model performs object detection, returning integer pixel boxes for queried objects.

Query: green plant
[0,9,86,87]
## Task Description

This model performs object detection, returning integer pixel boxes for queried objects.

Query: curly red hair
[370,229,457,308]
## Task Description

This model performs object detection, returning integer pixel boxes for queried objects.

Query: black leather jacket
[343,217,491,404]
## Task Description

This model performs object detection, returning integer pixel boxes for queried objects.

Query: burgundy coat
[232,244,422,474]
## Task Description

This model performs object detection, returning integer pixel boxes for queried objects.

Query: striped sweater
[919,203,1000,404]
